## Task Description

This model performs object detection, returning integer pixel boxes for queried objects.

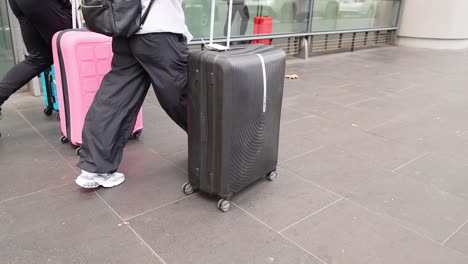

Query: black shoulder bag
[82,0,155,38]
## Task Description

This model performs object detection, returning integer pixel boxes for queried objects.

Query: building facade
[0,0,403,80]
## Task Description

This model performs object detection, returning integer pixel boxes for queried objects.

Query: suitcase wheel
[182,183,195,195]
[44,107,53,116]
[132,130,142,140]
[75,146,82,156]
[217,199,231,212]
[60,136,69,144]
[266,170,277,181]
[57,113,60,121]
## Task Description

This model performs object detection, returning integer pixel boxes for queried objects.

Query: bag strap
[140,0,156,27]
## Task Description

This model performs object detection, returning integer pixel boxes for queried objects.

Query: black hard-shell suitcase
[184,44,286,212]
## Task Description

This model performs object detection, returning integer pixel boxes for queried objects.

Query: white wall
[396,0,468,49]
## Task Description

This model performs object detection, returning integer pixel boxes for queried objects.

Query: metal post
[351,32,356,52]
[324,34,329,50]
[310,35,314,53]
[394,0,404,43]
[338,33,343,48]
[307,0,315,33]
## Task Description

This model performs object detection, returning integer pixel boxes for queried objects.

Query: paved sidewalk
[1,46,468,264]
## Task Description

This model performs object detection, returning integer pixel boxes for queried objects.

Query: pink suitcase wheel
[60,136,69,144]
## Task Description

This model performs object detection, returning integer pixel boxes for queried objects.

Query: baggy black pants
[77,33,188,173]
[0,0,72,106]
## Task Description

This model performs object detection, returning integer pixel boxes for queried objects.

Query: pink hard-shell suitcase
[52,29,143,155]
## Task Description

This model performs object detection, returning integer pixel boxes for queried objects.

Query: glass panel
[311,0,401,32]
[184,0,311,40]
[0,0,14,78]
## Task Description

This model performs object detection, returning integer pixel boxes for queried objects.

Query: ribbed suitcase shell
[52,29,143,147]
[188,44,286,200]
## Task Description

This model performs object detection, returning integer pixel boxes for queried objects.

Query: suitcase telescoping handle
[71,0,83,29]
[206,0,233,51]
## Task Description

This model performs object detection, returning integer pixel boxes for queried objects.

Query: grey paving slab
[0,142,76,202]
[0,107,75,201]
[395,153,468,200]
[279,146,385,196]
[129,195,322,264]
[280,105,311,124]
[144,89,162,109]
[337,131,425,171]
[0,104,48,148]
[314,83,381,107]
[96,142,187,219]
[347,171,468,242]
[0,185,159,264]
[368,113,467,150]
[282,200,468,264]
[285,94,396,131]
[164,150,188,172]
[2,46,468,264]
[445,223,468,256]
[17,107,79,165]
[8,93,45,112]
[278,133,324,163]
[138,105,187,157]
[280,115,335,137]
[232,168,340,231]
[280,115,370,148]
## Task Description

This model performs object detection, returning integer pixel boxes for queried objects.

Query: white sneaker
[75,170,125,189]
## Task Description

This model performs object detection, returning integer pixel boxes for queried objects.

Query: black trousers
[0,0,72,106]
[77,33,188,173]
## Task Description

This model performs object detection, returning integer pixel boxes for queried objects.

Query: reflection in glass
[224,0,250,36]
[312,0,401,32]
[183,0,401,40]
[184,0,311,40]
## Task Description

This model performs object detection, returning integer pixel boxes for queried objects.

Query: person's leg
[27,0,72,48]
[0,0,71,107]
[132,33,188,131]
[76,37,151,188]
[224,4,239,36]
[0,0,51,106]
[239,5,250,35]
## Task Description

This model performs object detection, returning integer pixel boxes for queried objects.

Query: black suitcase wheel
[60,136,69,144]
[75,146,82,156]
[57,113,60,121]
[44,107,53,116]
[132,130,142,140]
[182,183,195,195]
[217,199,231,212]
[266,170,277,181]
